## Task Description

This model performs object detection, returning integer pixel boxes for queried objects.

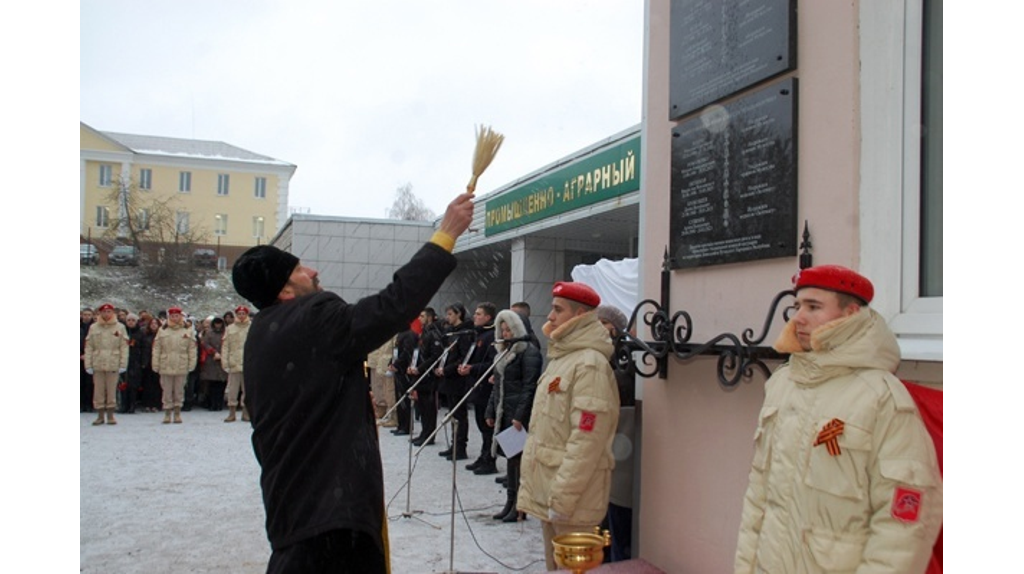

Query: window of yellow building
[176,211,190,234]
[99,165,112,187]
[96,206,109,228]
[139,168,152,191]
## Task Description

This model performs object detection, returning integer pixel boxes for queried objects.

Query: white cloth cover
[571,258,638,320]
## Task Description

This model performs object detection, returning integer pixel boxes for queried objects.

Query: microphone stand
[414,346,510,457]
[379,339,458,528]
[418,345,510,574]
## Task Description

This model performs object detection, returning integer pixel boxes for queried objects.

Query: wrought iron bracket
[616,223,812,387]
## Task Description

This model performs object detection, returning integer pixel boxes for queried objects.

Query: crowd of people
[363,293,637,563]
[219,190,647,573]
[83,190,940,573]
[79,303,254,424]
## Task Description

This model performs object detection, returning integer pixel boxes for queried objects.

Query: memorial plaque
[669,78,797,270]
[669,0,796,120]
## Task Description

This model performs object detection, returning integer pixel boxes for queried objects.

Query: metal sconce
[616,222,813,386]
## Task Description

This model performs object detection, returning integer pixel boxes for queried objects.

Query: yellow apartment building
[80,122,296,266]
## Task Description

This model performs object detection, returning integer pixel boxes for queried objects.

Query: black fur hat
[231,245,299,310]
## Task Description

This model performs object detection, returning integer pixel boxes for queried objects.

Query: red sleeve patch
[579,411,597,432]
[891,486,923,523]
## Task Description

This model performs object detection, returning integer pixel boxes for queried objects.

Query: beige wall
[634,1,940,572]
[80,124,285,251]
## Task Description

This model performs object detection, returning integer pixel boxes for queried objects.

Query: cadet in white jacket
[518,281,619,571]
[735,266,942,574]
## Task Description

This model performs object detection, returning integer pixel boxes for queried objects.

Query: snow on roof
[102,131,295,168]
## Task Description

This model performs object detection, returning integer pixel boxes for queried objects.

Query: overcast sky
[80,1,644,220]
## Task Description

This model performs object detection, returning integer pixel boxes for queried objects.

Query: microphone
[493,335,533,345]
[445,329,476,338]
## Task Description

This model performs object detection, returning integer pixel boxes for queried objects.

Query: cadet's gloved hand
[86,368,94,375]
[119,368,127,374]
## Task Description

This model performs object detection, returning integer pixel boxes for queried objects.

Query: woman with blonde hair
[485,309,542,522]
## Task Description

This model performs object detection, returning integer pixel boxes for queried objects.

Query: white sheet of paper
[495,425,527,458]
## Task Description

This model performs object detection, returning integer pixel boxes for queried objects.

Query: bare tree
[386,183,436,221]
[103,176,210,283]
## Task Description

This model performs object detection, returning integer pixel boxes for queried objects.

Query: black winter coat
[243,242,456,553]
[465,324,497,403]
[438,319,474,397]
[415,322,445,392]
[126,325,147,384]
[486,343,542,431]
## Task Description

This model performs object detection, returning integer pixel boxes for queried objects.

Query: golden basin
[552,527,611,574]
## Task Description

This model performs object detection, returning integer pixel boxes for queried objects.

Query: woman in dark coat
[200,317,229,411]
[485,309,542,522]
[139,318,162,412]
[122,313,146,413]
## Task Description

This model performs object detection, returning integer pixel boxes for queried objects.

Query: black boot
[502,509,526,522]
[473,454,499,475]
[438,447,453,458]
[501,456,522,522]
[444,447,469,461]
[493,492,515,520]
[466,455,486,471]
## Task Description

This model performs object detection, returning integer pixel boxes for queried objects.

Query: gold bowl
[552,527,611,574]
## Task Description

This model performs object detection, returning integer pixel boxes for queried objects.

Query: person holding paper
[485,309,542,522]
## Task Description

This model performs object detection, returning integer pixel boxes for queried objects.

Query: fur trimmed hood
[773,307,901,385]
[492,309,529,377]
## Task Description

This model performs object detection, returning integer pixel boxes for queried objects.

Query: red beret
[235,305,250,315]
[793,265,874,304]
[168,306,183,315]
[97,303,114,312]
[552,281,601,308]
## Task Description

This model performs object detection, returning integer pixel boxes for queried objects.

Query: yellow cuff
[429,230,456,253]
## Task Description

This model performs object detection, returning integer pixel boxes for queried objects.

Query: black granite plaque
[669,0,796,120]
[669,78,797,270]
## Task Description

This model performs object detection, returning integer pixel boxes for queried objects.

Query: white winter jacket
[735,308,942,574]
[152,322,197,376]
[84,315,128,372]
[518,312,619,526]
[220,319,250,373]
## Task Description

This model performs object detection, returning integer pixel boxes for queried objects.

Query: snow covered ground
[80,405,547,573]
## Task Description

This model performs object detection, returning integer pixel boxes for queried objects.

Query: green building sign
[484,135,640,236]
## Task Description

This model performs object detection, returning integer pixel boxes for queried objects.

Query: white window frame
[139,168,152,191]
[99,164,112,187]
[254,176,267,199]
[217,174,230,196]
[215,213,228,236]
[179,171,192,193]
[859,0,942,361]
[96,205,109,228]
[137,208,150,231]
[253,216,265,239]
[176,211,190,234]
